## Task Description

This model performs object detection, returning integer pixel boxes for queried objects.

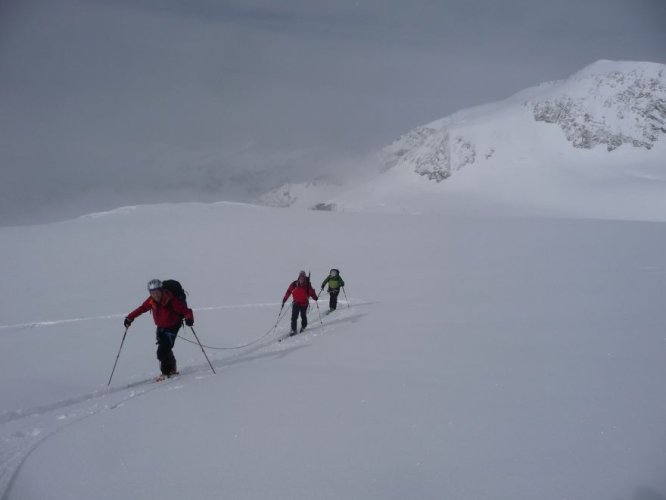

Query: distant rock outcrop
[529,64,666,151]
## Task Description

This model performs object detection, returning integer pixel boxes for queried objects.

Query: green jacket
[322,275,345,291]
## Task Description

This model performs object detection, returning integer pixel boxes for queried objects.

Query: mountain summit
[384,60,665,183]
[263,60,666,220]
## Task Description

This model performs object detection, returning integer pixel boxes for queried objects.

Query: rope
[177,302,292,351]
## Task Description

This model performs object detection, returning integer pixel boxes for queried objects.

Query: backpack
[324,269,342,289]
[161,279,188,309]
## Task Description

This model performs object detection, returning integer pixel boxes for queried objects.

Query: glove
[124,317,132,328]
[185,318,194,327]
[314,294,318,301]
[281,299,286,307]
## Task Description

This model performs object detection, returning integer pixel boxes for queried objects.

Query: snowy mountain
[385,60,665,180]
[263,60,666,220]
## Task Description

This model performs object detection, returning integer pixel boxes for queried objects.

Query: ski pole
[189,326,216,375]
[314,296,324,325]
[342,287,351,308]
[273,303,285,333]
[318,287,326,309]
[107,327,129,386]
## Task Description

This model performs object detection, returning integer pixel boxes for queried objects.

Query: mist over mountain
[263,60,666,221]
[1,0,664,225]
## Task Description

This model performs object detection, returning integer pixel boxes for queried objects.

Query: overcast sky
[0,0,664,224]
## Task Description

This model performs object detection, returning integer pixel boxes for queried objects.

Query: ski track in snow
[0,300,368,500]
[0,302,282,332]
[0,384,166,500]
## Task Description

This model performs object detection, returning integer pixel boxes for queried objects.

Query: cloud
[0,0,663,225]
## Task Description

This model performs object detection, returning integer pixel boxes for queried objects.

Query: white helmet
[147,279,162,291]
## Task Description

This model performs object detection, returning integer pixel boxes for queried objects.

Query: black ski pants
[291,304,309,332]
[156,324,180,375]
[328,289,340,310]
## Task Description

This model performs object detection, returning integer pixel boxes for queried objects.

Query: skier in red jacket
[282,271,318,335]
[124,279,194,381]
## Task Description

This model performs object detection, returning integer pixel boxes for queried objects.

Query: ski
[278,332,297,342]
[154,371,179,383]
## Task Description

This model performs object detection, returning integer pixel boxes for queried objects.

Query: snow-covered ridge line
[382,60,666,182]
[260,60,666,221]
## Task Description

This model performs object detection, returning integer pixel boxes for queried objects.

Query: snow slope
[1,201,666,500]
[263,60,666,220]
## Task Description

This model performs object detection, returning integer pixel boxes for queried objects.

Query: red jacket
[283,280,318,306]
[127,289,194,328]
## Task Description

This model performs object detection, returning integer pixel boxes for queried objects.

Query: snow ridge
[260,60,666,220]
[382,60,666,181]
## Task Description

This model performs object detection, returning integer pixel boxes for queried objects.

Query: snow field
[1,202,666,499]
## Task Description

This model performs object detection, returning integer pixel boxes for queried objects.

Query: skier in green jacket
[321,268,345,311]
